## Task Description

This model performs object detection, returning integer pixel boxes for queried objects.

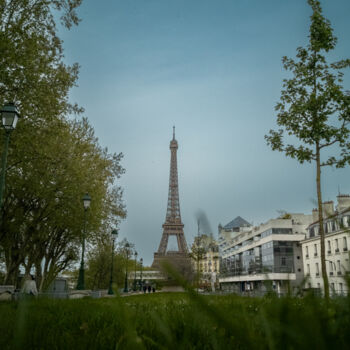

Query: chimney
[336,194,350,212]
[323,201,334,218]
[312,208,319,222]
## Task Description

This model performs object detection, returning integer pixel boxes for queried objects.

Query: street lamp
[76,193,91,290]
[139,258,143,291]
[108,229,118,295]
[123,242,130,293]
[0,102,20,208]
[133,251,138,291]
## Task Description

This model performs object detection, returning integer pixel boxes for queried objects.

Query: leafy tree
[85,239,137,291]
[1,117,126,290]
[0,0,82,118]
[265,0,350,299]
[0,1,127,291]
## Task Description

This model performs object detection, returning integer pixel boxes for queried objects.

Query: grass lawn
[0,292,349,349]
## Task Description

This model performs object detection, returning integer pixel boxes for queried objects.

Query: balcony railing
[219,266,294,278]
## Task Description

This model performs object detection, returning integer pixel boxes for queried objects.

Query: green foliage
[85,239,137,290]
[265,0,350,166]
[0,293,350,349]
[0,115,126,289]
[0,0,83,118]
[265,0,350,300]
[0,0,126,290]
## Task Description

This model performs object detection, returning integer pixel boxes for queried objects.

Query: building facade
[301,195,350,295]
[191,234,219,287]
[219,214,312,295]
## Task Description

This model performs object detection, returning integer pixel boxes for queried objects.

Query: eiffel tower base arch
[152,252,193,283]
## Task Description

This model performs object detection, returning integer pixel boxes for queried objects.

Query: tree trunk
[316,143,329,300]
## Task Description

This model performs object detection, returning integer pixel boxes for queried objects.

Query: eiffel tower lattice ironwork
[152,127,189,269]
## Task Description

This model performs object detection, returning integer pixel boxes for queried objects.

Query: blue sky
[60,0,350,265]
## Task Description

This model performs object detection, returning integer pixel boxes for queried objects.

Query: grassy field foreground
[0,292,350,349]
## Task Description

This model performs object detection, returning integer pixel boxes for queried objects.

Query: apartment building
[219,214,312,294]
[191,234,220,281]
[301,195,350,295]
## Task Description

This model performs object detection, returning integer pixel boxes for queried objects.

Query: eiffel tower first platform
[152,128,191,276]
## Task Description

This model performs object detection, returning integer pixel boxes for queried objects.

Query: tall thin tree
[265,0,350,299]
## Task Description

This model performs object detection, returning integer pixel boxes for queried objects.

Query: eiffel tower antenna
[152,128,190,270]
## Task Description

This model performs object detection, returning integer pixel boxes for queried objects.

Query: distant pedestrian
[143,285,147,294]
[152,287,155,293]
[21,274,38,297]
[147,285,151,293]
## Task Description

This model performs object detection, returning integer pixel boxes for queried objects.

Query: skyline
[59,0,350,265]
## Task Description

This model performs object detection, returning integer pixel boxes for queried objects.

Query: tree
[0,1,127,291]
[0,117,126,290]
[0,0,84,287]
[85,239,137,291]
[265,0,350,299]
[0,0,82,119]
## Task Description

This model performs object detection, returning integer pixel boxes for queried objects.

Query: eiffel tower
[152,127,190,271]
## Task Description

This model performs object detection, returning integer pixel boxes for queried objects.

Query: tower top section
[170,125,178,149]
[165,126,181,224]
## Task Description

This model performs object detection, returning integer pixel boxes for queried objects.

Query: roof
[308,206,350,228]
[223,216,251,230]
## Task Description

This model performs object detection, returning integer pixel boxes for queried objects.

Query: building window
[327,240,331,254]
[337,260,341,272]
[314,244,318,257]
[343,237,348,251]
[317,283,321,289]
[340,283,344,294]
[331,221,336,232]
[316,263,319,275]
[335,239,339,252]
[329,261,333,274]
[324,223,328,234]
[331,283,335,293]
[281,257,286,266]
[310,227,315,237]
[306,246,309,258]
[343,217,348,228]
[307,264,310,275]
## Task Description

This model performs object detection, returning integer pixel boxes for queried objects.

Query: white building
[301,195,350,295]
[191,234,219,289]
[219,214,313,295]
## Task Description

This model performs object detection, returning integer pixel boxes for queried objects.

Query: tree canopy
[0,0,127,290]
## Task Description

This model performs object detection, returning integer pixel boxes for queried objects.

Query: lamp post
[133,251,138,291]
[108,229,118,295]
[0,102,20,208]
[123,243,130,293]
[139,258,143,291]
[76,193,91,290]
